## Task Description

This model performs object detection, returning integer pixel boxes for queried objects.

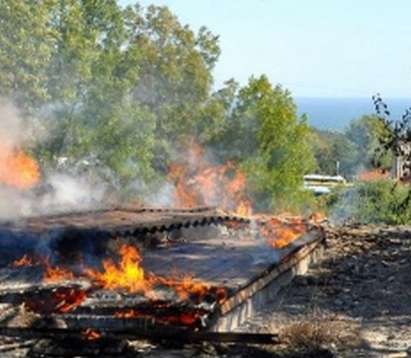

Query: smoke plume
[0,99,108,220]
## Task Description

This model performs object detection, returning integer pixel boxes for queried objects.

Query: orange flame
[0,144,40,189]
[309,211,327,223]
[82,329,102,341]
[26,243,226,308]
[158,273,227,303]
[24,287,87,314]
[114,308,206,327]
[12,254,33,267]
[85,244,152,295]
[259,216,307,249]
[84,245,225,302]
[53,287,87,313]
[173,275,210,301]
[169,140,252,216]
[158,274,210,301]
[43,260,75,283]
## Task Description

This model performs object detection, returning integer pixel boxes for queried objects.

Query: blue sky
[121,0,411,98]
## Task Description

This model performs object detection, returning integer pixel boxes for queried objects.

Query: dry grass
[280,320,337,350]
[278,311,362,352]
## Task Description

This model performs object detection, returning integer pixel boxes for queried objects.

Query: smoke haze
[0,99,108,220]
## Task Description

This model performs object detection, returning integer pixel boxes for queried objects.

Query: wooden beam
[0,327,280,345]
[219,232,324,315]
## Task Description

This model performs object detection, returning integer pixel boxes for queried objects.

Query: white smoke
[0,100,24,151]
[36,173,106,213]
[0,99,108,220]
[143,180,176,207]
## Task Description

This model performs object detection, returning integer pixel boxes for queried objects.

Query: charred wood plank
[219,231,324,315]
[0,340,36,353]
[47,311,210,330]
[0,327,280,345]
[0,282,90,304]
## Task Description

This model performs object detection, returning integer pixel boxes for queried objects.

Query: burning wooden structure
[0,140,326,355]
[0,206,325,355]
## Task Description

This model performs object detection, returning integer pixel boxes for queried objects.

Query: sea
[296,97,411,131]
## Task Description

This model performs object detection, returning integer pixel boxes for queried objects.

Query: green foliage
[124,5,220,145]
[34,0,157,185]
[328,181,411,225]
[0,0,221,189]
[0,0,57,110]
[346,115,393,169]
[311,130,359,176]
[311,115,394,177]
[0,1,321,213]
[209,75,317,212]
[195,79,239,144]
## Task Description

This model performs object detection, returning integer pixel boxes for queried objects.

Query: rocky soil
[237,224,411,357]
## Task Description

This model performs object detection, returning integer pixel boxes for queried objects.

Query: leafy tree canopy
[208,75,317,212]
[0,1,321,213]
[346,114,393,170]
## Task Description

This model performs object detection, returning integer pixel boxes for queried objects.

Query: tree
[311,130,359,176]
[346,114,393,170]
[216,75,317,212]
[196,78,239,144]
[0,0,158,187]
[123,4,221,164]
[0,1,223,189]
[0,0,57,111]
[0,1,319,211]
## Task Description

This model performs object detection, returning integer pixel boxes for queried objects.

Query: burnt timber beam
[0,327,280,345]
[219,231,324,316]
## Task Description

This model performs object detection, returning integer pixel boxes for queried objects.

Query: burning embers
[7,213,321,330]
[0,208,326,346]
[24,287,88,314]
[10,244,226,330]
[257,212,326,248]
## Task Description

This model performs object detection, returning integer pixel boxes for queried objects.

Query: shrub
[328,180,411,225]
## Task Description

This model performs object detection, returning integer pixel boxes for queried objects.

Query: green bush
[328,180,411,225]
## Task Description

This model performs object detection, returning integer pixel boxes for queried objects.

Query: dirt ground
[236,224,411,357]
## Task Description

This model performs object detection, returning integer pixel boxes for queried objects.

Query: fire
[159,274,210,301]
[12,254,33,267]
[44,260,75,283]
[24,287,87,314]
[52,287,87,313]
[114,308,206,327]
[168,140,252,215]
[85,244,152,294]
[157,273,227,303]
[0,144,40,189]
[310,211,327,224]
[29,243,224,308]
[259,216,307,249]
[84,245,225,302]
[174,275,210,301]
[82,329,102,341]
